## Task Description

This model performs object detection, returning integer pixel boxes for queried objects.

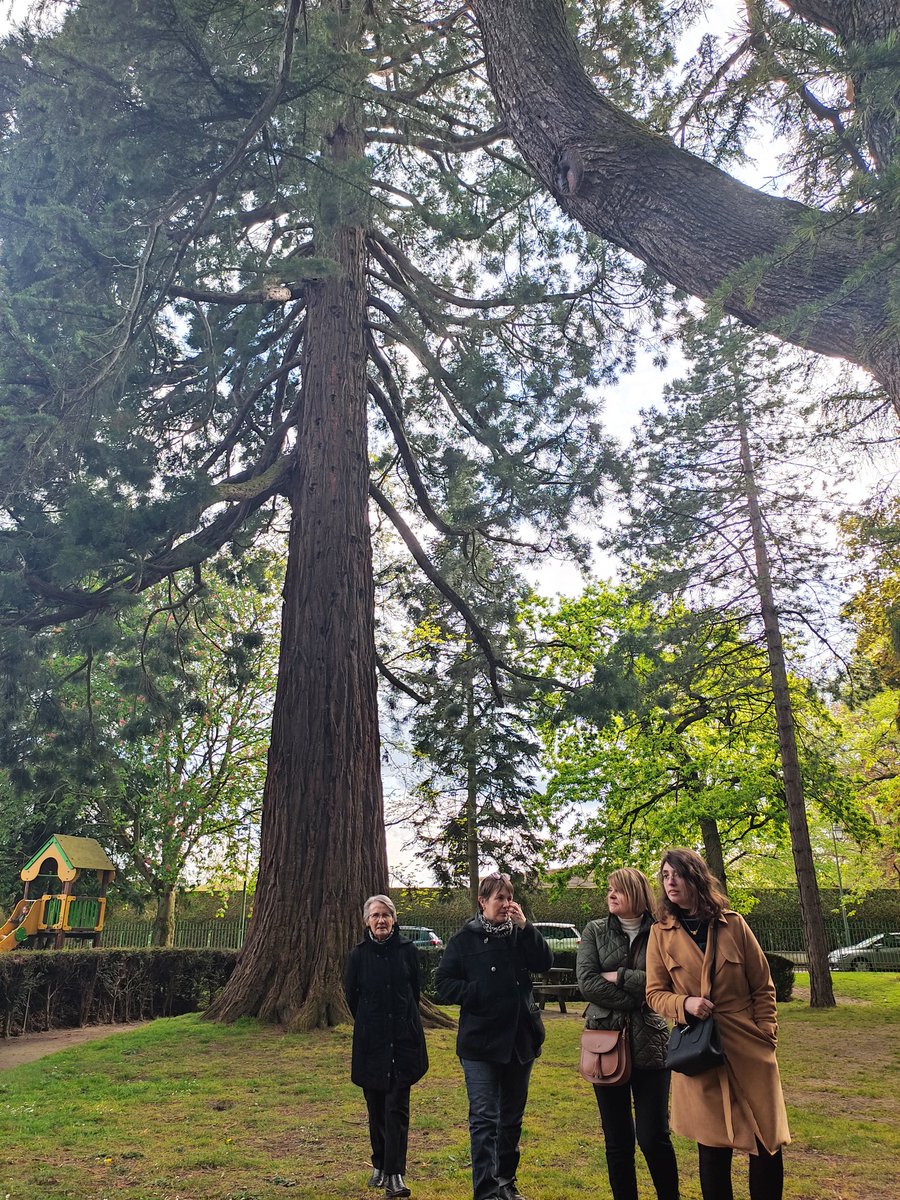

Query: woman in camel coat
[645,849,789,1200]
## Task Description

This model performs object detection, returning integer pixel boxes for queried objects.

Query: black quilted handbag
[666,919,725,1076]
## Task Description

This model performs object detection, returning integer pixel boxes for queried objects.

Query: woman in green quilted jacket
[576,868,679,1200]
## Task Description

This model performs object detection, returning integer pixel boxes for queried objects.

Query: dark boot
[368,1168,386,1188]
[499,1183,528,1200]
[384,1174,411,1198]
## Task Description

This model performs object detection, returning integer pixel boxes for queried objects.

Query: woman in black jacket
[576,867,678,1200]
[345,894,429,1199]
[435,873,552,1200]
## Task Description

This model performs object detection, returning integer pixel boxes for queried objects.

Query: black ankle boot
[368,1168,385,1187]
[384,1174,411,1198]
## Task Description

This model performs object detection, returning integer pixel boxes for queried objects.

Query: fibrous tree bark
[207,3,386,1028]
[473,0,900,408]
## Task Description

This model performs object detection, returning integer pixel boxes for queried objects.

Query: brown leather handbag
[579,1025,631,1086]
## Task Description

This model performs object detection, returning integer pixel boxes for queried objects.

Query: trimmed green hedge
[765,953,794,1003]
[0,948,236,1036]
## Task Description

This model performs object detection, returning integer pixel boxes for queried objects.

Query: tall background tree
[383,540,548,910]
[611,318,854,1004]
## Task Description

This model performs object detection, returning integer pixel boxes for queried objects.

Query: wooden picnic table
[534,967,580,1014]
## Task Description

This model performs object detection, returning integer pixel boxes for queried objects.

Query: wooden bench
[534,968,580,1014]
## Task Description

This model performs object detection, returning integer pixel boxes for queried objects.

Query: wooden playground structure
[0,834,115,951]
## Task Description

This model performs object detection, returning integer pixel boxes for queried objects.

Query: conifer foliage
[0,2,625,1025]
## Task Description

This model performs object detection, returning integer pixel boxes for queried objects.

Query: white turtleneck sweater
[619,914,643,945]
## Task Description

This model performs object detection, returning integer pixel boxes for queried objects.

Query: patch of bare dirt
[791,985,872,1005]
[0,1023,145,1069]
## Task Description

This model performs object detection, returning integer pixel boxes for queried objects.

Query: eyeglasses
[483,871,511,883]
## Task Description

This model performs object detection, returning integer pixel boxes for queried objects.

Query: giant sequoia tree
[473,0,900,408]
[0,1,625,1026]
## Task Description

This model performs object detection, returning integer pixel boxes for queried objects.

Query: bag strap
[707,917,719,998]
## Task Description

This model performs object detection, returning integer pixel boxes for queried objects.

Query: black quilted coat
[344,929,429,1091]
[576,913,669,1070]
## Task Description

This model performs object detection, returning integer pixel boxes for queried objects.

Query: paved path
[0,1023,144,1069]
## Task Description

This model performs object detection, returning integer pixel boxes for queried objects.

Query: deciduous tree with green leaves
[0,559,279,944]
[525,585,851,897]
[833,497,900,883]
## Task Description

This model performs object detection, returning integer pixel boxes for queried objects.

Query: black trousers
[593,1067,680,1200]
[363,1084,411,1175]
[697,1140,783,1200]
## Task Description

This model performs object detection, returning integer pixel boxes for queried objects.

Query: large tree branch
[8,458,292,631]
[369,482,504,699]
[473,0,900,407]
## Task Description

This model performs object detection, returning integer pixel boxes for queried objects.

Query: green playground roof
[24,835,116,874]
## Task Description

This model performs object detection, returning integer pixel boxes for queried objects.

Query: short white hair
[363,894,397,922]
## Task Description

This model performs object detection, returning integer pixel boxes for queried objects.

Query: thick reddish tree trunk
[207,15,388,1028]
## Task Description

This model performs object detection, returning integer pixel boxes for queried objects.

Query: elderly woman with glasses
[435,873,552,1200]
[345,894,429,1199]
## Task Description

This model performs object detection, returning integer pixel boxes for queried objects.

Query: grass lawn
[0,972,896,1200]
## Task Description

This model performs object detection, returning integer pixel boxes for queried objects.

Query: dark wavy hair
[657,848,728,920]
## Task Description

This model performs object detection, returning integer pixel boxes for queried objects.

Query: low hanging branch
[9,456,292,632]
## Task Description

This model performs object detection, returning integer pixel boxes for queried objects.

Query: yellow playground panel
[0,834,116,951]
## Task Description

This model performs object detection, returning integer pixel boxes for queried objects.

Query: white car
[400,925,444,950]
[532,922,581,951]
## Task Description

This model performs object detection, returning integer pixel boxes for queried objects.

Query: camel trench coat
[646,910,790,1155]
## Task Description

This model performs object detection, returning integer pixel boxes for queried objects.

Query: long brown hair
[657,848,728,920]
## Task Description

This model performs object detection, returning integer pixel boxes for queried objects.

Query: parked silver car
[400,925,444,949]
[827,932,900,971]
[531,922,581,951]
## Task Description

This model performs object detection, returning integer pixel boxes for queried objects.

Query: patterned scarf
[478,911,513,937]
